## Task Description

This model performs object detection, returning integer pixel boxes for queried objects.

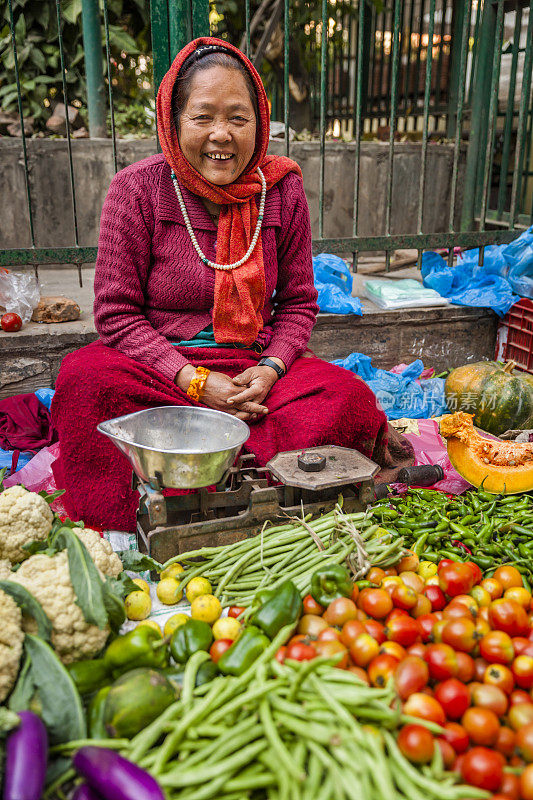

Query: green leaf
[14,12,25,41]
[117,550,162,574]
[0,707,20,736]
[8,652,35,713]
[21,540,54,557]
[0,467,6,491]
[0,580,53,642]
[52,528,108,629]
[102,578,126,632]
[23,635,86,744]
[37,488,65,504]
[61,0,82,25]
[107,24,139,54]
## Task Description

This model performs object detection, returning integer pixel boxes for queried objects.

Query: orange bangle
[186,366,210,401]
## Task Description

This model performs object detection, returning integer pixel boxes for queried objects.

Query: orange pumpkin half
[440,412,533,494]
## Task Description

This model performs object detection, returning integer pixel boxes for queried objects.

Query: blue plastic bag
[503,226,533,298]
[313,254,363,315]
[332,353,447,420]
[34,388,55,411]
[421,252,519,317]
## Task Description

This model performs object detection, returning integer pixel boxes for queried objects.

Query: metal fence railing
[0,0,532,283]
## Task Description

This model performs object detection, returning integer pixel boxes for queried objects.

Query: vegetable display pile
[139,507,406,607]
[368,485,533,587]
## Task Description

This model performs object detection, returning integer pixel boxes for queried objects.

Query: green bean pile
[164,507,405,606]
[54,628,489,800]
[371,487,533,587]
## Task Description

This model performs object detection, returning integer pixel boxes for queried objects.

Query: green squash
[444,360,533,435]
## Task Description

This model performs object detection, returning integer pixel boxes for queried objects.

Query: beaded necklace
[171,168,267,271]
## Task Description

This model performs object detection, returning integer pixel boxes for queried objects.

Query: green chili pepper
[169,619,214,664]
[217,625,270,676]
[88,685,111,738]
[413,533,429,555]
[310,565,353,607]
[67,658,111,696]
[103,625,168,678]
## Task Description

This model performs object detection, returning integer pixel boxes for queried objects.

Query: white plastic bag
[0,269,40,323]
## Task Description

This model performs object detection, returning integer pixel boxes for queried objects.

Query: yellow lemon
[186,576,212,604]
[156,578,183,605]
[417,561,438,581]
[125,590,151,620]
[160,563,185,581]
[164,613,189,638]
[190,594,222,625]
[137,619,162,636]
[212,616,241,641]
[132,577,151,594]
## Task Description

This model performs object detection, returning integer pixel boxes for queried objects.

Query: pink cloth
[93,154,319,382]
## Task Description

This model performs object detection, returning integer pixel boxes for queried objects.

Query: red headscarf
[156,37,302,346]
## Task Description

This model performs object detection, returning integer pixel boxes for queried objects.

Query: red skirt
[51,341,413,531]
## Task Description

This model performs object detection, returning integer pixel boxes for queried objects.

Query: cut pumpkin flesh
[439,411,533,494]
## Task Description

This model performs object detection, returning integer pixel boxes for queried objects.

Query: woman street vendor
[51,37,413,532]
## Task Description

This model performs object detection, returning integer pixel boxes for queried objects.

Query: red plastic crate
[496,298,533,374]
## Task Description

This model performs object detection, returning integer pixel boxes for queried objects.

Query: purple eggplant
[73,747,165,800]
[71,784,103,800]
[3,711,48,800]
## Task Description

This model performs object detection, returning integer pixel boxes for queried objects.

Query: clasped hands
[177,360,284,421]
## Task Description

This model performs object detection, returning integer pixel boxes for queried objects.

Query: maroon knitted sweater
[93,154,319,382]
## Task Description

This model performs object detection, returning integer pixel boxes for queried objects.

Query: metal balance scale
[98,406,382,564]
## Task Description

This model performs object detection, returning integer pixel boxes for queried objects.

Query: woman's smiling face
[178,65,257,186]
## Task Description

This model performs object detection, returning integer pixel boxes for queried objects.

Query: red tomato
[385,607,409,622]
[434,679,470,720]
[394,656,429,700]
[460,747,504,792]
[516,722,533,763]
[0,312,22,332]
[438,559,455,572]
[456,651,475,683]
[470,683,508,717]
[403,692,446,726]
[366,567,386,585]
[442,601,475,621]
[209,639,233,663]
[495,725,516,758]
[417,613,439,643]
[323,597,357,627]
[462,707,500,746]
[348,666,370,684]
[397,724,435,764]
[489,599,529,637]
[424,643,459,681]
[442,721,469,753]
[509,702,533,731]
[227,606,245,618]
[314,640,348,668]
[481,577,504,599]
[407,642,427,659]
[286,641,317,662]
[398,552,420,572]
[423,585,447,612]
[317,627,341,642]
[479,631,515,664]
[439,563,475,598]
[339,619,365,648]
[493,565,524,590]
[483,663,515,694]
[441,617,479,653]
[500,772,521,800]
[473,657,490,681]
[384,615,420,647]
[412,594,432,619]
[379,641,406,661]
[275,646,287,664]
[362,618,386,644]
[367,653,400,687]
[512,655,533,689]
[391,583,418,611]
[350,584,359,604]
[510,689,532,706]
[297,615,328,639]
[464,561,483,585]
[435,737,456,769]
[521,764,533,800]
[349,634,379,668]
[360,588,393,619]
[302,595,324,616]
[512,637,533,656]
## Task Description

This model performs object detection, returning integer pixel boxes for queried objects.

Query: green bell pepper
[67,658,111,696]
[310,564,353,607]
[103,625,168,678]
[169,619,214,664]
[163,660,219,689]
[217,625,270,676]
[251,579,302,639]
[88,685,111,739]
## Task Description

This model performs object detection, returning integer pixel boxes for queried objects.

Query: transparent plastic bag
[0,269,40,324]
[398,418,472,494]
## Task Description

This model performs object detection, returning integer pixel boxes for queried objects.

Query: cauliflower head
[0,588,24,702]
[0,558,12,580]
[0,486,53,564]
[75,528,123,579]
[9,551,110,664]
